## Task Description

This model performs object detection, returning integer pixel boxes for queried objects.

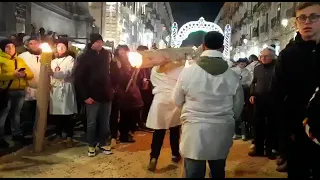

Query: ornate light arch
[173,17,224,48]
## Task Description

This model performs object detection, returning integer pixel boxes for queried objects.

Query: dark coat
[74,48,113,103]
[117,64,144,110]
[269,32,320,137]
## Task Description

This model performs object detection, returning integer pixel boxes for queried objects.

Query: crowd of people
[0,2,319,179]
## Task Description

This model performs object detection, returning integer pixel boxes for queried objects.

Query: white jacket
[146,65,183,130]
[173,50,244,160]
[231,66,252,87]
[49,55,77,115]
[18,51,41,101]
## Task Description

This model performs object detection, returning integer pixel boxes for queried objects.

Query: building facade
[0,2,94,43]
[215,2,302,60]
[88,2,173,50]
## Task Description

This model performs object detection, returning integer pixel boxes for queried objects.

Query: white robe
[49,55,77,115]
[146,65,184,130]
[18,51,41,101]
[173,50,244,160]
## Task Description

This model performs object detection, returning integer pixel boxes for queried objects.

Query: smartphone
[18,68,26,72]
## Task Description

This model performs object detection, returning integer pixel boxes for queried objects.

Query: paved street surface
[0,131,287,178]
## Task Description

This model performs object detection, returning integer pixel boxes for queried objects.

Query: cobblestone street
[0,132,287,178]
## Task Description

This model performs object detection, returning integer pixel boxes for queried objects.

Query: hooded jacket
[172,49,244,160]
[0,50,34,90]
[269,32,320,137]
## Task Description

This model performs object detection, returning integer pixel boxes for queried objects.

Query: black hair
[114,45,130,58]
[137,45,149,51]
[296,2,320,15]
[249,54,259,61]
[203,31,224,50]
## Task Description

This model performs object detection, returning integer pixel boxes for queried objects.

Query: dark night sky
[170,2,224,47]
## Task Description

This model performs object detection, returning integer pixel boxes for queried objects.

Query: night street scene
[0,2,320,178]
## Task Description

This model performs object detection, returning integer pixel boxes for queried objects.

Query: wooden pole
[33,43,52,153]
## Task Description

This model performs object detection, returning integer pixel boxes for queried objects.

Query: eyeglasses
[296,14,320,24]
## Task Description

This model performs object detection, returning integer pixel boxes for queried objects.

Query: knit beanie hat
[90,33,103,44]
[0,39,14,52]
[56,38,69,49]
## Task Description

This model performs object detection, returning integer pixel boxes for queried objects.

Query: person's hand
[84,97,95,105]
[14,69,26,78]
[48,69,54,76]
[249,96,255,104]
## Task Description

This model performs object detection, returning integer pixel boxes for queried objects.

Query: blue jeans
[0,90,25,139]
[85,102,112,147]
[184,158,226,178]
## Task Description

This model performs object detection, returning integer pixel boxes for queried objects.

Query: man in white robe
[173,31,244,178]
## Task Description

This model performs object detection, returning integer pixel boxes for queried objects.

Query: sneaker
[111,138,117,149]
[233,134,241,140]
[88,146,96,157]
[100,145,113,155]
[64,137,73,148]
[147,158,158,172]
[172,155,181,163]
[250,144,255,149]
[242,135,247,141]
[0,139,9,148]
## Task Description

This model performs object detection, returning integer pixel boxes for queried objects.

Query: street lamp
[243,39,248,44]
[281,19,288,28]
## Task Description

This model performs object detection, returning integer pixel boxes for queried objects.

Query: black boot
[147,158,158,172]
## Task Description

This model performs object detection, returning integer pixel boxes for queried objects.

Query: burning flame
[128,52,142,68]
[40,43,52,53]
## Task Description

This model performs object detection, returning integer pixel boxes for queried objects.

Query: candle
[34,43,53,152]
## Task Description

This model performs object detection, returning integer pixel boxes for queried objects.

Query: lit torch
[34,43,52,152]
[125,52,143,92]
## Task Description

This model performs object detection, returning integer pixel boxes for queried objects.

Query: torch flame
[128,52,143,68]
[40,43,52,53]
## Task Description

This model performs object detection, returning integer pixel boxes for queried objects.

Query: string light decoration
[172,17,224,48]
[223,24,232,61]
[170,22,178,47]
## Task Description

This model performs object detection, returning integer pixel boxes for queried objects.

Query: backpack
[303,86,320,145]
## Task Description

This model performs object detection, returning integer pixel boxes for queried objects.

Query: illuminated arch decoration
[173,17,224,48]
[223,24,232,61]
[170,22,178,47]
[170,17,231,62]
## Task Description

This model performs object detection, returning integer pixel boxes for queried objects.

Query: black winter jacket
[74,48,113,103]
[269,32,320,137]
[250,62,275,97]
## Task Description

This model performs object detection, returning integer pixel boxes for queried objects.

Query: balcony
[271,17,280,30]
[252,27,259,38]
[258,2,272,13]
[253,4,260,17]
[286,7,295,18]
